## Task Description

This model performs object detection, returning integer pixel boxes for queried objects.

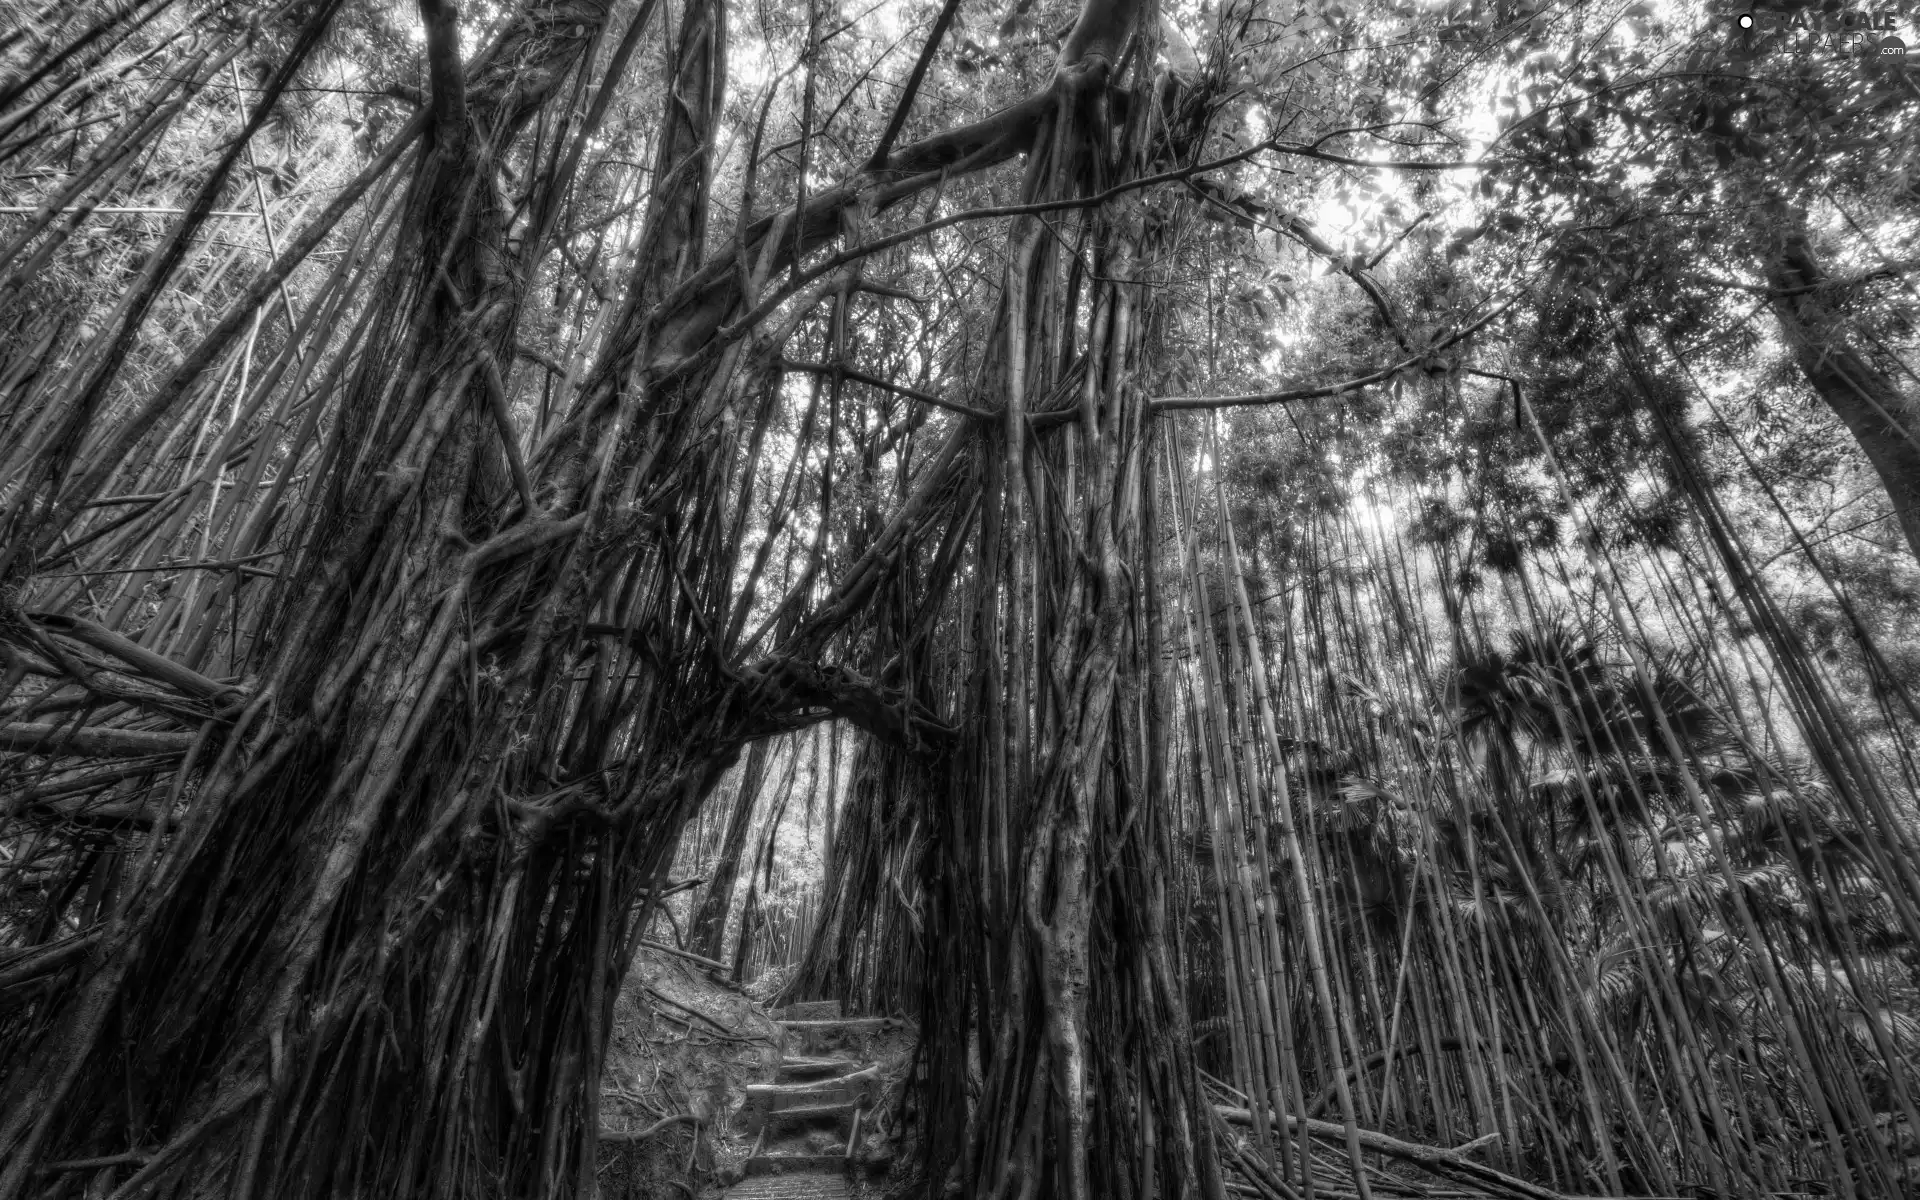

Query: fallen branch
[0,931,102,992]
[0,207,258,216]
[21,794,166,830]
[1215,1106,1566,1200]
[639,938,731,973]
[642,985,772,1043]
[0,723,196,758]
[1306,1038,1463,1119]
[31,612,247,706]
[638,877,705,900]
[34,1151,153,1175]
[596,1114,700,1144]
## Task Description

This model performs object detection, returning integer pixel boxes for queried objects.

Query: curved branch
[1151,296,1517,411]
[673,136,1301,376]
[744,658,958,752]
[647,0,1171,371]
[1268,140,1487,171]
[1186,176,1410,350]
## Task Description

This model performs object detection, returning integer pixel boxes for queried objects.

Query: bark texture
[1768,220,1920,563]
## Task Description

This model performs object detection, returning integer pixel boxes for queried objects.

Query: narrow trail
[721,1001,909,1199]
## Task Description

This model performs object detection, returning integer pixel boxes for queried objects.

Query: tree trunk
[1767,217,1920,563]
[0,0,1226,1196]
[781,739,925,1013]
[914,22,1234,1195]
[688,739,771,960]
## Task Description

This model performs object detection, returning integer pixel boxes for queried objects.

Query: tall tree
[688,739,773,960]
[0,0,1235,1194]
[8,1,1920,1198]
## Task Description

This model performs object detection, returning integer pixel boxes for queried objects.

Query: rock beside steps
[720,1000,907,1196]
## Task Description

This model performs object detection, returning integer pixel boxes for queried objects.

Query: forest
[3,0,1920,1197]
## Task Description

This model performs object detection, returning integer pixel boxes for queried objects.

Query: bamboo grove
[4,1,1920,1198]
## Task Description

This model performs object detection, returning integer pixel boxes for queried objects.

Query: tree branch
[746,658,958,752]
[1268,140,1486,171]
[780,358,994,419]
[1151,297,1516,411]
[672,135,1302,375]
[869,0,966,168]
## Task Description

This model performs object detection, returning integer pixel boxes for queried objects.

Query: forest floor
[595,951,915,1198]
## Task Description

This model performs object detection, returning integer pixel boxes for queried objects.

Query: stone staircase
[720,1001,907,1199]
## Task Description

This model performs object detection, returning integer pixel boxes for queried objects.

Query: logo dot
[1737,12,1754,28]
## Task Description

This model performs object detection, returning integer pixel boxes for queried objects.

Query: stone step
[742,1152,850,1177]
[778,1016,908,1056]
[776,1017,897,1032]
[738,1151,892,1182]
[773,999,843,1021]
[762,1100,862,1137]
[736,1065,877,1134]
[723,1171,851,1199]
[738,1097,868,1138]
[775,1055,860,1082]
[747,1065,880,1109]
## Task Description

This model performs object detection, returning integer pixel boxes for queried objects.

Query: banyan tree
[4,0,1920,1198]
